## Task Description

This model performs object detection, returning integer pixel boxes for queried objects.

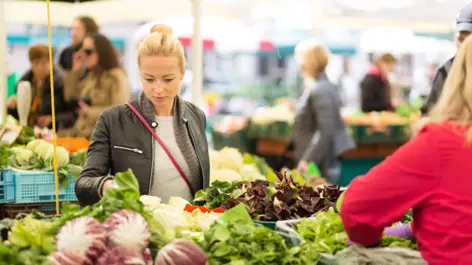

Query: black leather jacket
[421,57,454,115]
[75,96,210,205]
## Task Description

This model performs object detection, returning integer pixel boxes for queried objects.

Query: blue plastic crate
[1,169,77,203]
[0,170,15,203]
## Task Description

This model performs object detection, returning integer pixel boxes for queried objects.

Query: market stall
[0,140,425,264]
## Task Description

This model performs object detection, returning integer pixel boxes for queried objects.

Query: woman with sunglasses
[340,35,472,265]
[60,33,130,139]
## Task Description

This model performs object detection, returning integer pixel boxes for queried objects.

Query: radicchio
[155,239,207,265]
[103,209,151,251]
[96,247,149,265]
[56,217,107,262]
[48,251,93,265]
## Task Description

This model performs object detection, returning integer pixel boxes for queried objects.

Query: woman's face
[71,19,86,46]
[139,55,183,109]
[31,58,50,80]
[82,37,98,68]
[380,62,396,75]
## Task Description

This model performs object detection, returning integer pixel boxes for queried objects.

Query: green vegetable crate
[352,125,410,144]
[248,121,292,139]
[0,169,77,204]
[212,128,248,152]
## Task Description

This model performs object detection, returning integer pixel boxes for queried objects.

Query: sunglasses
[83,48,95,56]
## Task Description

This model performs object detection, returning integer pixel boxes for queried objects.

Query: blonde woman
[292,39,354,184]
[75,25,209,205]
[340,36,472,265]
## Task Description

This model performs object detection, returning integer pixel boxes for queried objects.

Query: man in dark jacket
[7,44,75,129]
[421,3,472,114]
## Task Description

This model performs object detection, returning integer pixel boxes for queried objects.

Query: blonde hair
[424,35,472,142]
[294,39,330,79]
[137,24,186,72]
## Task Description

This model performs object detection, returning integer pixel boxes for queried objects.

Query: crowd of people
[6,16,131,139]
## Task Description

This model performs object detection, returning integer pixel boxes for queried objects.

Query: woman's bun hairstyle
[150,24,173,37]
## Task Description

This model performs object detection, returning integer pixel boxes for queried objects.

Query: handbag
[126,103,194,194]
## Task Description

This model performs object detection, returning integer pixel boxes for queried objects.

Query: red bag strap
[126,103,194,195]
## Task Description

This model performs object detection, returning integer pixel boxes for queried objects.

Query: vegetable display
[0,157,421,265]
[195,174,343,221]
[1,139,83,186]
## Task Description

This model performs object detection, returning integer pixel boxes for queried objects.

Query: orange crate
[45,138,89,153]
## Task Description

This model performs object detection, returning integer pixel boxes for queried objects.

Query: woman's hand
[78,100,90,113]
[297,160,308,175]
[72,51,86,71]
[101,179,113,195]
[37,115,52,128]
[7,96,17,109]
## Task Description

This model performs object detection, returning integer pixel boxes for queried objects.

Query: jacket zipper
[113,145,143,154]
[185,120,205,189]
[148,135,155,194]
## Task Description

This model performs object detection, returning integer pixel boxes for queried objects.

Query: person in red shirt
[340,35,472,265]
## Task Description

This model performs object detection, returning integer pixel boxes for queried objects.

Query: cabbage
[44,146,70,167]
[152,206,193,241]
[210,168,241,183]
[103,210,151,252]
[55,217,108,262]
[239,164,265,181]
[34,140,53,160]
[26,139,43,152]
[209,149,225,169]
[140,195,162,209]
[48,251,93,265]
[97,247,149,265]
[168,197,191,210]
[10,147,34,165]
[216,147,244,171]
[155,239,207,265]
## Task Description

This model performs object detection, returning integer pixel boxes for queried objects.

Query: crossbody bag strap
[126,102,194,195]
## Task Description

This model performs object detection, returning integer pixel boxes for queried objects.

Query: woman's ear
[180,71,185,80]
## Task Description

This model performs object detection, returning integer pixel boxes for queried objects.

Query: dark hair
[75,16,99,34]
[87,33,120,72]
[28,44,49,62]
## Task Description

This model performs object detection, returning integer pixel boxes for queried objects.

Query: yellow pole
[46,0,61,215]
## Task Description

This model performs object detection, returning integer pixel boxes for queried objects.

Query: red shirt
[340,122,472,265]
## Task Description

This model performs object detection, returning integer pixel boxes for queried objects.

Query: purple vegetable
[103,209,151,252]
[155,239,207,265]
[55,217,107,262]
[48,251,93,265]
[97,247,149,265]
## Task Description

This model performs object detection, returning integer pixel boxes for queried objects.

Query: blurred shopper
[421,2,472,114]
[75,25,209,205]
[58,16,99,71]
[7,44,73,129]
[291,39,355,184]
[360,53,398,112]
[60,33,130,139]
[336,56,359,111]
[340,34,472,265]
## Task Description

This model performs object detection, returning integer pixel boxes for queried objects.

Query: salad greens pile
[295,207,418,256]
[199,205,319,265]
[195,174,343,221]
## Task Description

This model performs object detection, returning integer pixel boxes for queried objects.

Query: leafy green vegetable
[7,215,55,254]
[69,149,87,167]
[193,180,241,209]
[0,244,51,265]
[295,208,347,255]
[0,145,12,169]
[382,235,418,249]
